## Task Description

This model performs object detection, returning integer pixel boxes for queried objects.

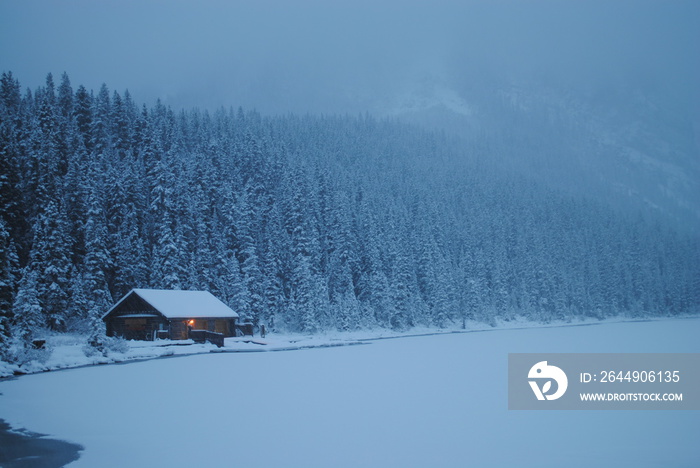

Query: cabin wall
[107,316,169,341]
[171,318,237,339]
[107,317,237,341]
[105,292,164,340]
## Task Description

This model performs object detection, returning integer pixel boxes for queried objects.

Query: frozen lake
[1,318,698,467]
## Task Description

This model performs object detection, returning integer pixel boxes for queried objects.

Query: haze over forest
[2,1,698,114]
[3,0,697,231]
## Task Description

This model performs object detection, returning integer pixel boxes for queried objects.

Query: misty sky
[1,0,698,114]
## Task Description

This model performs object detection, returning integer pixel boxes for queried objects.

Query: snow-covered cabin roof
[103,289,238,320]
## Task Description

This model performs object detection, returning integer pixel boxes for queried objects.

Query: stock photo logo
[528,361,569,401]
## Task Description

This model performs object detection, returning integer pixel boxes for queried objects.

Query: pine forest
[1,72,698,358]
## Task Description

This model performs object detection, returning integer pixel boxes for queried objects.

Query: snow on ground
[0,318,698,467]
[2,315,676,378]
[0,332,363,378]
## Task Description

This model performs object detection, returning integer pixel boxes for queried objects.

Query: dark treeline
[0,72,698,355]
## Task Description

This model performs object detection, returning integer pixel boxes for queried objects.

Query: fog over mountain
[2,1,696,111]
[3,1,697,232]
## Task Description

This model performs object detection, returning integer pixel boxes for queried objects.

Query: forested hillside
[1,72,698,353]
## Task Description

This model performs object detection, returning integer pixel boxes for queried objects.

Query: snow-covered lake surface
[1,318,698,467]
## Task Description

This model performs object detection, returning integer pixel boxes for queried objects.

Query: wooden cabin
[103,289,239,341]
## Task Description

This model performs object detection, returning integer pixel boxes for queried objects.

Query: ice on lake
[1,318,698,467]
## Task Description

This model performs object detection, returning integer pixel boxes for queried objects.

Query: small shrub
[83,335,128,357]
[6,337,52,367]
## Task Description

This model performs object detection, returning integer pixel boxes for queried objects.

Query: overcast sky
[1,0,698,114]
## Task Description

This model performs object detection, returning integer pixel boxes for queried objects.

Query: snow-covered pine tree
[388,223,415,331]
[0,219,19,356]
[83,169,113,350]
[234,184,264,325]
[90,84,111,157]
[9,268,44,363]
[73,85,93,153]
[29,199,72,331]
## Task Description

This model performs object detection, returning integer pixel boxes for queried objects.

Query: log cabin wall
[107,315,169,341]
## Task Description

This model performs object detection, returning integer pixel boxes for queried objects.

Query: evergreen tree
[73,85,93,152]
[388,228,415,331]
[29,199,72,331]
[0,219,19,353]
[10,268,43,362]
[91,84,111,156]
[234,185,264,324]
[83,170,113,347]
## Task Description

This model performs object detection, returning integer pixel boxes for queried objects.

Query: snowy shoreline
[3,315,696,379]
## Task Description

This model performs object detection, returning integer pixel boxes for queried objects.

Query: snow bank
[1,316,694,378]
